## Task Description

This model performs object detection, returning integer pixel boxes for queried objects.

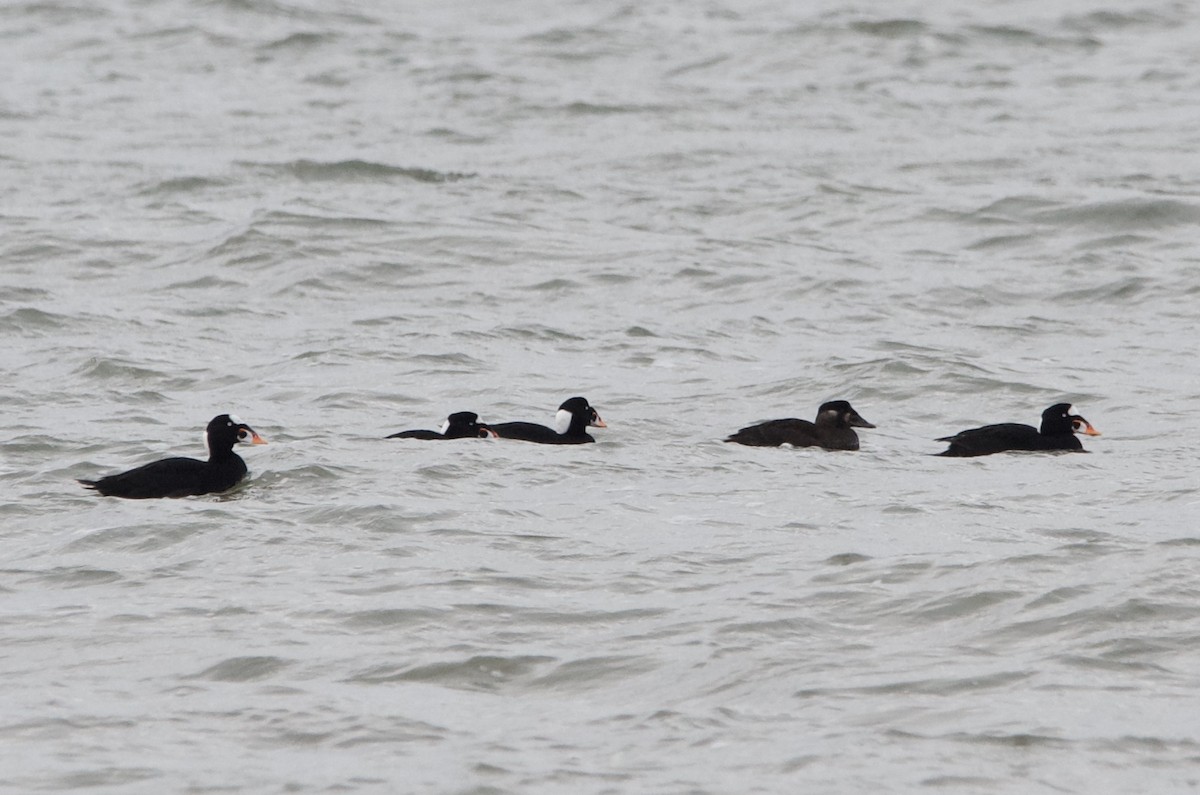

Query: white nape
[554,409,573,435]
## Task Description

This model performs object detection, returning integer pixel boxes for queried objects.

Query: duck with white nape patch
[935,402,1101,457]
[488,396,607,445]
[79,414,267,498]
[386,411,497,440]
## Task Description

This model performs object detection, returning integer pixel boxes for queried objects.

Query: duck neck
[554,409,579,435]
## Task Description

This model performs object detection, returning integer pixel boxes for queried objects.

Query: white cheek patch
[554,409,573,435]
[439,419,451,435]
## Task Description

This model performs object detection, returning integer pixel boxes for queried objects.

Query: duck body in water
[936,403,1100,457]
[725,400,875,451]
[489,397,606,445]
[79,414,267,498]
[387,411,495,440]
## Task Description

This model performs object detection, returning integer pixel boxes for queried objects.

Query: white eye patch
[439,419,451,435]
[229,414,244,425]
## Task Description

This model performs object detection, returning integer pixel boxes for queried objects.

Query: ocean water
[3,0,1200,792]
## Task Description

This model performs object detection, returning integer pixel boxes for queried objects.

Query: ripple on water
[61,521,209,553]
[135,175,230,196]
[188,656,294,683]
[0,307,74,335]
[348,654,557,690]
[18,566,124,588]
[337,607,450,630]
[246,159,475,184]
[1035,199,1200,232]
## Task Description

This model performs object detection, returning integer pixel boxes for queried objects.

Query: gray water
[3,0,1200,792]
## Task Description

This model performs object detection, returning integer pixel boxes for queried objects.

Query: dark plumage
[936,403,1101,457]
[489,396,606,445]
[387,411,495,440]
[725,400,875,451]
[79,414,267,499]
